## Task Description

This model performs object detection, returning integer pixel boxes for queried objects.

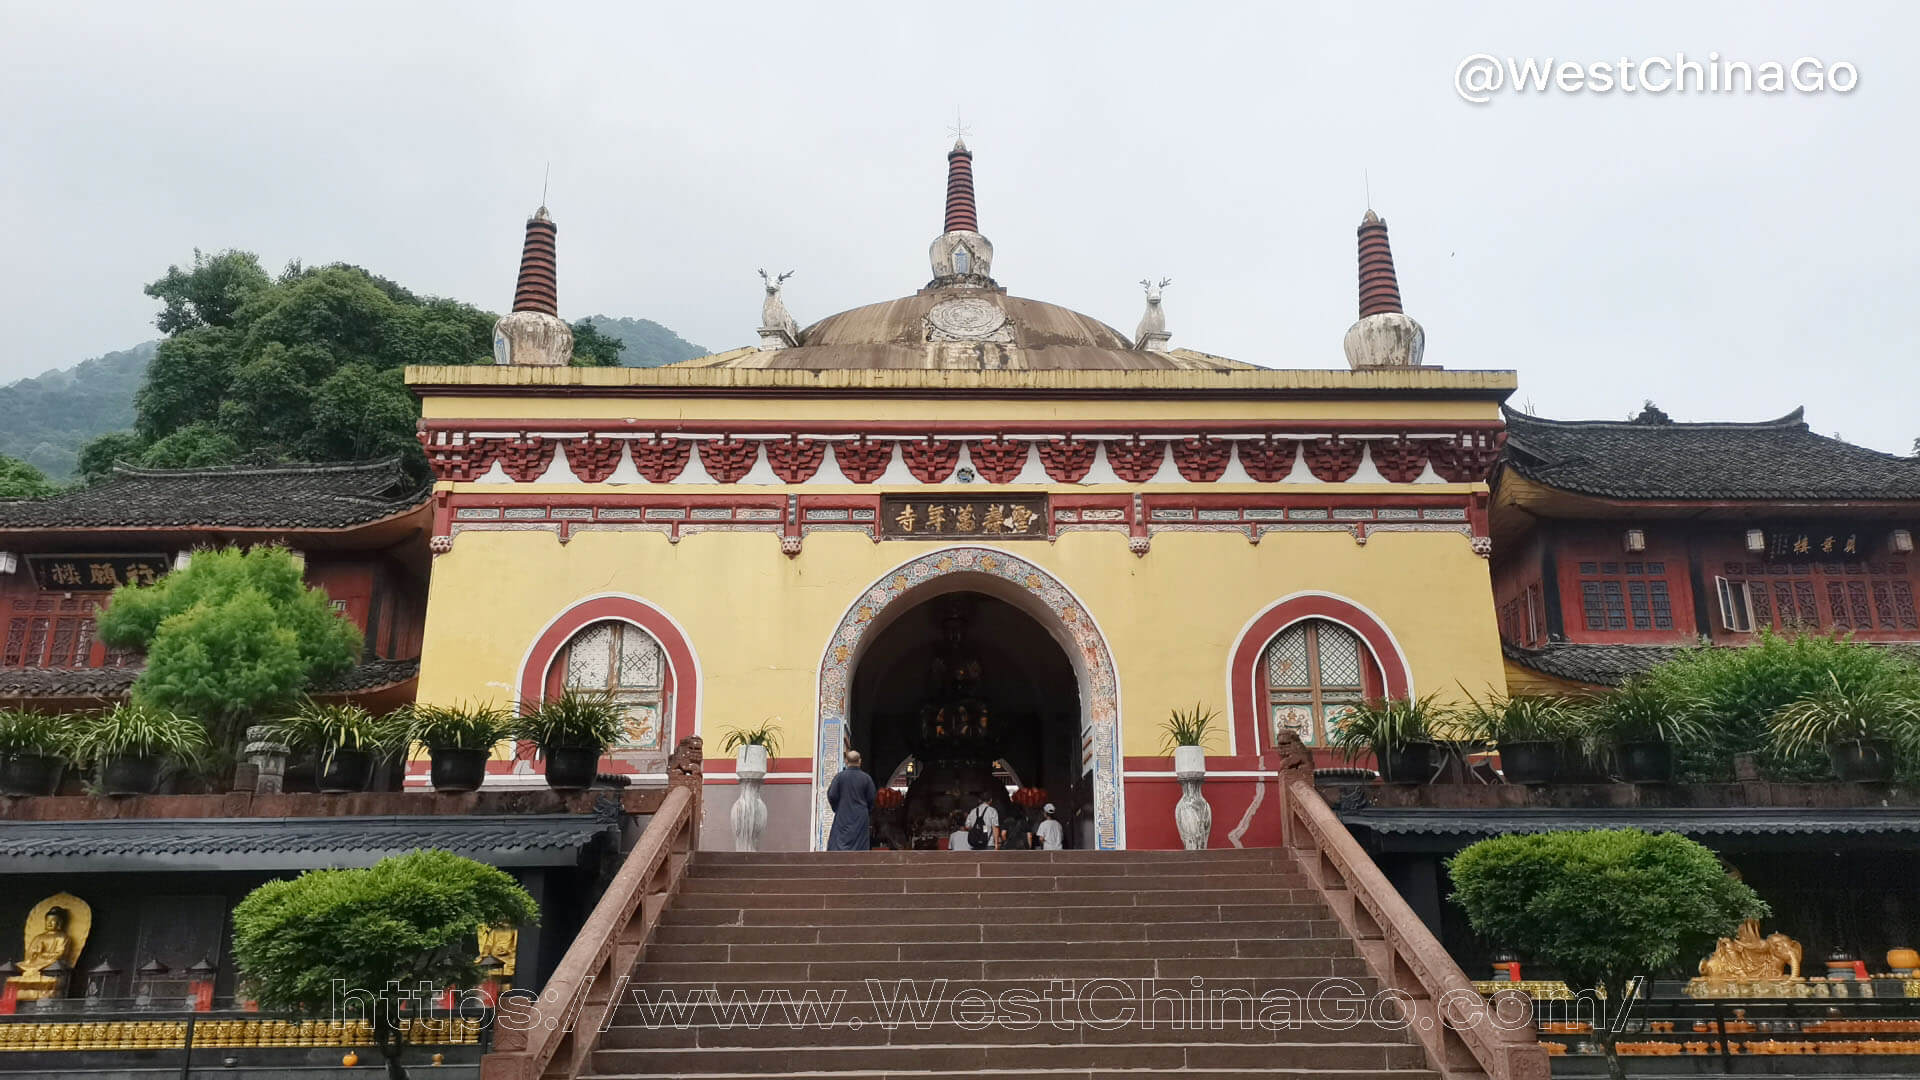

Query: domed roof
[688,287,1249,372]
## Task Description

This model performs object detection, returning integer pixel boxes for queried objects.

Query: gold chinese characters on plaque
[881,495,1048,540]
[26,554,169,592]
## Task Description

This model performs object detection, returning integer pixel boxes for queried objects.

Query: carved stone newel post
[731,744,769,852]
[1172,744,1212,850]
[244,725,289,795]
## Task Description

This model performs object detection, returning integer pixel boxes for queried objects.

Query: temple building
[0,459,431,711]
[408,140,1514,850]
[1492,405,1920,691]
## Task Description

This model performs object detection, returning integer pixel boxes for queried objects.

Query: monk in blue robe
[826,750,876,851]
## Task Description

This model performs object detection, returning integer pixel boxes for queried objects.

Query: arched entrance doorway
[852,591,1080,848]
[811,547,1124,851]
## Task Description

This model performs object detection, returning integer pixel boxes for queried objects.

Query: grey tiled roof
[1500,407,1920,501]
[1502,643,1679,687]
[0,814,612,872]
[0,459,429,530]
[0,658,419,702]
[1341,807,1920,839]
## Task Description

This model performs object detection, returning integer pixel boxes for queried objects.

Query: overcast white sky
[2,2,1915,451]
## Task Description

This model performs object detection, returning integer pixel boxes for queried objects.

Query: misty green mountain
[0,316,706,482]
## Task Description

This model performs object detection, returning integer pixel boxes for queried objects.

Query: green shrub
[1646,632,1920,780]
[0,710,77,758]
[402,701,516,752]
[719,719,783,757]
[72,703,208,766]
[1327,694,1442,758]
[266,701,404,770]
[1769,672,1920,762]
[1449,829,1764,1080]
[231,850,537,1076]
[97,545,361,754]
[1158,702,1221,754]
[515,689,627,750]
[1453,692,1579,745]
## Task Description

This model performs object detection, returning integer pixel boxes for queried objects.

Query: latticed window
[1576,561,1673,632]
[556,621,669,751]
[1264,620,1373,747]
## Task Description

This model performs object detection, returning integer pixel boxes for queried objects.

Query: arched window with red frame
[1262,619,1385,747]
[545,620,673,752]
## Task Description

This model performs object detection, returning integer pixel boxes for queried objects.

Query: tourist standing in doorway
[825,750,875,851]
[1035,803,1064,850]
[964,790,1001,851]
[948,811,972,851]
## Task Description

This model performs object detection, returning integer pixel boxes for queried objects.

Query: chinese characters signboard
[1766,527,1872,560]
[880,495,1049,540]
[26,554,169,592]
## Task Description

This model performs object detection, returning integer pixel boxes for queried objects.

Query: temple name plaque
[880,495,1048,540]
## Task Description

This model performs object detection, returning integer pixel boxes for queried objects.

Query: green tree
[569,318,627,366]
[0,455,56,499]
[231,851,538,1079]
[139,422,242,469]
[73,431,150,485]
[1449,829,1764,1080]
[144,249,271,334]
[96,546,360,755]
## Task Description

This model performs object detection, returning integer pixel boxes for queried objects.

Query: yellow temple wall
[415,520,1506,758]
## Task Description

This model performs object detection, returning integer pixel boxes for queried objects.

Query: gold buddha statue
[9,894,90,1001]
[477,922,518,977]
[1700,919,1802,981]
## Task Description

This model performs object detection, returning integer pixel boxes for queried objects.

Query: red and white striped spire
[511,207,559,316]
[943,137,978,234]
[1355,209,1403,317]
[1342,207,1424,369]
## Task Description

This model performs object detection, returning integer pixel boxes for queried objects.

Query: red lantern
[874,787,905,810]
[1011,787,1048,810]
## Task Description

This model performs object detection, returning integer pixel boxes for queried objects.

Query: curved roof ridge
[109,457,406,480]
[1502,405,1808,431]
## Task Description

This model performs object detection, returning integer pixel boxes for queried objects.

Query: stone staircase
[583,848,1444,1080]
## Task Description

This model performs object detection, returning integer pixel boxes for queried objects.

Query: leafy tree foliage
[73,431,149,486]
[231,850,538,1079]
[1449,829,1764,1080]
[0,341,155,482]
[144,249,273,334]
[1646,631,1920,780]
[0,455,56,499]
[569,318,627,367]
[97,546,360,751]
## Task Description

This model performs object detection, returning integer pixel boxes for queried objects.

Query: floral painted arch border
[811,546,1125,851]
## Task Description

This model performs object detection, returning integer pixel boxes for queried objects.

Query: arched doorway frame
[811,546,1125,851]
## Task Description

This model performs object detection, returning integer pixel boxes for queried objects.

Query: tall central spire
[928,137,994,288]
[1342,208,1424,369]
[1355,209,1403,317]
[492,205,573,366]
[943,138,978,234]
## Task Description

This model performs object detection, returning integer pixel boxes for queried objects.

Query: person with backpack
[1000,801,1032,851]
[964,790,1000,851]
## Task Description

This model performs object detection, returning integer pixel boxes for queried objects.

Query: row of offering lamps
[0,957,221,1014]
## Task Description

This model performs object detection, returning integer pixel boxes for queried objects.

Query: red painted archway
[1227,592,1411,756]
[516,594,701,756]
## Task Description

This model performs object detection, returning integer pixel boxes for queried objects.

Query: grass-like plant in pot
[1327,695,1443,783]
[266,701,403,794]
[1769,671,1920,783]
[1159,702,1220,765]
[74,703,209,796]
[720,720,783,775]
[1456,692,1579,784]
[404,702,516,793]
[1586,677,1709,784]
[0,709,78,797]
[516,689,627,791]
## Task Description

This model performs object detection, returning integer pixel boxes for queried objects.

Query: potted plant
[1770,672,1920,783]
[1585,677,1708,783]
[1160,703,1219,850]
[1327,695,1442,783]
[1457,693,1578,784]
[403,702,515,793]
[721,721,782,852]
[515,690,626,791]
[720,720,782,775]
[73,703,209,796]
[0,709,76,797]
[267,701,402,794]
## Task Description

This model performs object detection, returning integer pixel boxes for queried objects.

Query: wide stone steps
[584,850,1434,1080]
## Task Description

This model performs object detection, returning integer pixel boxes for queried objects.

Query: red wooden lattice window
[1576,561,1673,632]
